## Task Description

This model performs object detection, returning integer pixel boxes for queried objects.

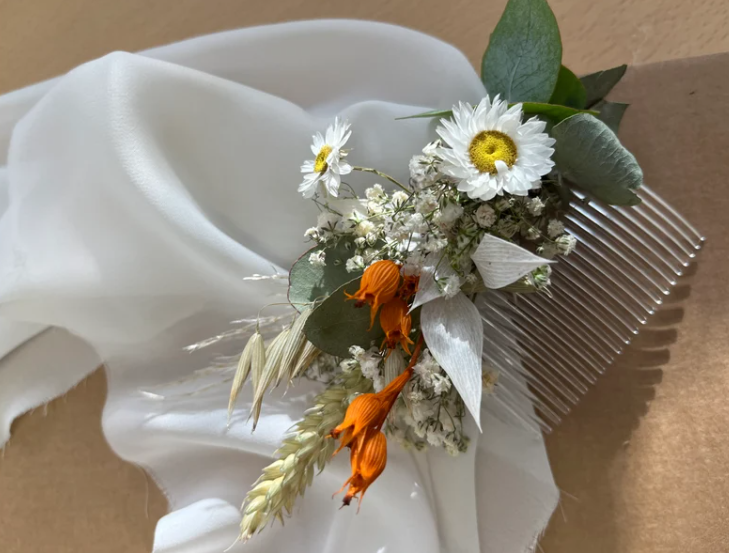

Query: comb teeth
[481,185,704,433]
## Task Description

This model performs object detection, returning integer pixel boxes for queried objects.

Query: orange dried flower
[331,337,424,510]
[334,428,387,511]
[379,297,414,355]
[345,260,401,329]
[398,274,419,300]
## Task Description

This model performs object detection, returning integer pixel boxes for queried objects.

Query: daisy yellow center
[314,145,333,173]
[469,131,517,174]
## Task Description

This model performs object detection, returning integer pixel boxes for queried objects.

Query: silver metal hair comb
[478,184,704,432]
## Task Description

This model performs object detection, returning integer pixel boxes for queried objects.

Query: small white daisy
[299,117,352,198]
[436,96,555,201]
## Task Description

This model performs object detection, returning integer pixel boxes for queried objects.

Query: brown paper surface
[1,1,728,552]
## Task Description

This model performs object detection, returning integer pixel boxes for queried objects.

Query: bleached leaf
[471,234,553,289]
[421,292,483,429]
[411,253,456,310]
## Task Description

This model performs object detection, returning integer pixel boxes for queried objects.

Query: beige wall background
[1,1,729,552]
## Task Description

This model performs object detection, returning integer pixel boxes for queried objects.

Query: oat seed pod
[250,328,290,429]
[228,331,265,423]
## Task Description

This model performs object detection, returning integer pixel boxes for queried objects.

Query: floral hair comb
[209,0,704,542]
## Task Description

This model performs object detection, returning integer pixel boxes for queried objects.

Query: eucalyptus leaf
[481,0,562,103]
[303,278,385,358]
[421,293,483,429]
[552,113,643,206]
[396,109,453,121]
[288,240,360,313]
[471,234,553,289]
[580,64,627,107]
[521,102,596,124]
[594,100,629,134]
[549,66,587,109]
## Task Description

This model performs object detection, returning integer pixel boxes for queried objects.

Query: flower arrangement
[230,0,644,541]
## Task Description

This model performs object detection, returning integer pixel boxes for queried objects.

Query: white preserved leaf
[421,292,483,429]
[411,252,456,310]
[471,234,553,289]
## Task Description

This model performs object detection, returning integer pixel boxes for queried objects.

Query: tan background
[1,1,729,552]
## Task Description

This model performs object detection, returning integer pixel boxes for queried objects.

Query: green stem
[352,166,410,193]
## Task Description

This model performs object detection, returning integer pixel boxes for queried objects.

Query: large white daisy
[436,96,555,201]
[299,117,352,198]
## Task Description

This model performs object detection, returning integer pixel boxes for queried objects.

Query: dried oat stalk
[239,368,373,541]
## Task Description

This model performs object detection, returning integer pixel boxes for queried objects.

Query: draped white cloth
[0,21,558,552]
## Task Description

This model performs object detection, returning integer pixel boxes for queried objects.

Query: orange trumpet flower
[344,260,401,329]
[379,297,414,355]
[331,337,423,510]
[334,428,387,511]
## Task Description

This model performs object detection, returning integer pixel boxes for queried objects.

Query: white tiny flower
[474,204,497,228]
[527,197,545,216]
[346,255,364,273]
[409,389,426,402]
[304,227,320,241]
[436,96,555,201]
[402,252,425,276]
[525,227,541,241]
[354,237,367,248]
[432,373,452,395]
[444,437,461,456]
[308,250,326,267]
[391,191,410,207]
[355,219,376,237]
[299,117,352,198]
[365,184,386,201]
[412,401,435,423]
[317,211,340,231]
[424,236,448,253]
[414,191,439,214]
[414,423,428,438]
[435,203,464,228]
[349,345,366,359]
[372,376,385,392]
[367,201,385,215]
[495,198,512,212]
[404,213,428,234]
[440,274,462,299]
[422,140,440,157]
[555,234,577,255]
[547,219,565,239]
[426,429,446,447]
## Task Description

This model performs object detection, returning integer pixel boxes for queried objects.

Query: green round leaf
[303,278,385,358]
[580,64,627,108]
[593,100,629,134]
[552,113,643,206]
[288,240,361,312]
[481,0,563,103]
[549,66,587,109]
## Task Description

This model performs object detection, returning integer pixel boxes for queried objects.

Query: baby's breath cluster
[339,345,471,456]
[303,139,574,295]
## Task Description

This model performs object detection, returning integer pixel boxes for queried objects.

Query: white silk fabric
[0,21,558,552]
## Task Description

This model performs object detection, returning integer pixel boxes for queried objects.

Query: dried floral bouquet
[227,0,644,541]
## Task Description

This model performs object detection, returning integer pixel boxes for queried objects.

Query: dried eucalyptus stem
[239,367,373,541]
